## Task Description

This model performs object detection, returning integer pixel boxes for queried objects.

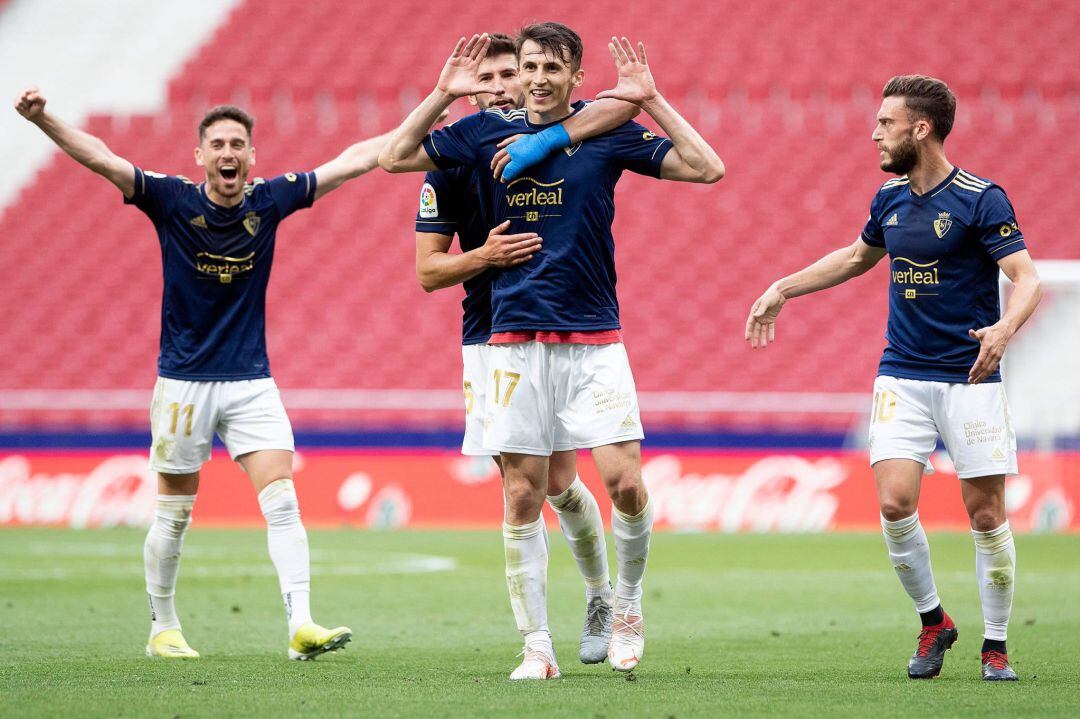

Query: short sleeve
[860,194,885,247]
[974,186,1026,260]
[415,170,461,236]
[605,121,672,177]
[124,167,185,221]
[422,112,485,171]
[265,171,316,219]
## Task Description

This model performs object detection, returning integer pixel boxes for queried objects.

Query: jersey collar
[908,166,959,205]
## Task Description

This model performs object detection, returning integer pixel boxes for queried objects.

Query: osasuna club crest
[933,211,952,239]
[243,211,261,237]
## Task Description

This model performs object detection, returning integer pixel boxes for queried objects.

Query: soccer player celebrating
[745,76,1041,681]
[382,26,724,678]
[413,32,642,667]
[15,87,389,660]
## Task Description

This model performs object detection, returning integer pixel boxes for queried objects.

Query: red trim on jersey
[488,330,623,345]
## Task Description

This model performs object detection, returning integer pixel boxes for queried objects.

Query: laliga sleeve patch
[419,182,439,218]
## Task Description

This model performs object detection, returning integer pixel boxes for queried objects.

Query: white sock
[973,521,1015,641]
[612,500,653,612]
[547,478,612,602]
[258,479,312,637]
[503,516,550,643]
[881,512,940,613]
[144,494,195,637]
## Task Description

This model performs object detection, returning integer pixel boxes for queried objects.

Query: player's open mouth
[530,89,552,100]
[491,98,513,108]
[220,165,239,181]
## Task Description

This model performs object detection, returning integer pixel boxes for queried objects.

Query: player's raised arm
[596,38,724,184]
[312,131,393,201]
[967,250,1042,384]
[491,98,641,182]
[379,35,495,173]
[745,237,887,348]
[15,87,135,197]
[417,221,542,292]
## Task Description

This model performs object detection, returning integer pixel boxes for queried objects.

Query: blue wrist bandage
[502,124,572,182]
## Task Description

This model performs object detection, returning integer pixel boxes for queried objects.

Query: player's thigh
[217,378,295,480]
[590,439,643,488]
[236,449,294,492]
[558,343,643,450]
[149,377,216,475]
[158,471,200,495]
[869,376,939,474]
[546,449,579,496]
[591,440,647,514]
[873,459,926,520]
[958,473,1008,531]
[502,452,550,522]
[461,344,499,457]
[483,342,555,456]
[936,381,1018,480]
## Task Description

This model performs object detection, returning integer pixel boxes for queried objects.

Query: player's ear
[572,68,585,89]
[914,119,931,142]
[467,95,479,107]
[194,146,204,167]
[250,147,256,166]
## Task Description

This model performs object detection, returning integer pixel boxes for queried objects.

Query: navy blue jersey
[414,165,493,345]
[422,103,672,333]
[861,167,1026,383]
[125,167,316,380]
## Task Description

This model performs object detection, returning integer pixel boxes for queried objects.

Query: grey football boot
[579,594,614,664]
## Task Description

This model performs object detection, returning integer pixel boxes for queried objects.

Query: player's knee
[968,505,1005,532]
[606,473,645,510]
[879,497,917,522]
[505,479,544,513]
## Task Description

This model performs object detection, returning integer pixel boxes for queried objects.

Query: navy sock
[920,605,945,627]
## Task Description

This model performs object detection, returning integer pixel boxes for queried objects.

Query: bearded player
[413,32,644,667]
[15,87,391,660]
[746,76,1041,681]
[382,26,724,678]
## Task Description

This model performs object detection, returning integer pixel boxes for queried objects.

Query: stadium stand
[1,0,1077,432]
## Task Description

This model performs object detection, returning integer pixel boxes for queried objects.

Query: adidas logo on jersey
[885,213,899,226]
[620,414,638,431]
[190,215,207,228]
[992,447,1006,461]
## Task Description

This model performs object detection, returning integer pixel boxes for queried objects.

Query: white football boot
[608,606,644,672]
[510,638,561,680]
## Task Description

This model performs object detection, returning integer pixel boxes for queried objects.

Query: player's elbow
[699,159,725,184]
[377,147,402,173]
[415,266,440,293]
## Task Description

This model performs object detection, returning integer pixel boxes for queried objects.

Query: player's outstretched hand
[745,286,786,349]
[967,324,1009,384]
[596,37,658,106]
[436,34,496,99]
[14,87,46,121]
[478,220,542,267]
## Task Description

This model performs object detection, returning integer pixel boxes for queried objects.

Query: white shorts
[461,344,498,457]
[149,376,294,474]
[868,375,1018,479]
[482,341,644,456]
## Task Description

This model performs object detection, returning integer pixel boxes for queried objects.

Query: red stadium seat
[1,0,1076,430]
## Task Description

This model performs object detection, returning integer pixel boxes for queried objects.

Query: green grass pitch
[1,528,1078,717]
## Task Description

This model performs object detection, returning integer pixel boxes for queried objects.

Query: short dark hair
[515,22,583,71]
[487,32,516,58]
[882,75,956,141]
[198,105,254,141]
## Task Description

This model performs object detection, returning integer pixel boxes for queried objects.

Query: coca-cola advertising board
[0,450,1076,532]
